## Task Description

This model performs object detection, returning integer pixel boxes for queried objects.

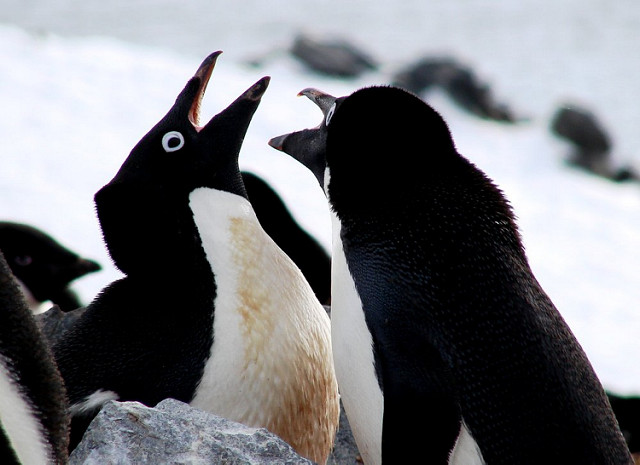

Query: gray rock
[290,34,377,78]
[392,56,520,123]
[70,398,315,464]
[550,104,639,182]
[35,304,85,346]
[550,105,612,155]
[327,402,361,465]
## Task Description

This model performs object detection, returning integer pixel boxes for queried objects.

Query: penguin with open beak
[270,85,632,464]
[54,55,339,464]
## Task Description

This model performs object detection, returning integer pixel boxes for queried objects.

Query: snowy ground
[0,1,639,394]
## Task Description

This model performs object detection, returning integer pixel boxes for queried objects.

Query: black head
[95,52,270,275]
[269,86,460,213]
[269,88,338,188]
[0,222,101,304]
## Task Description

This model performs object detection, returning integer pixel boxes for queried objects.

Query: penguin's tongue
[189,51,222,132]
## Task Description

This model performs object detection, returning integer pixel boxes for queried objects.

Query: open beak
[189,51,222,129]
[298,88,337,115]
[185,51,270,133]
[268,88,337,151]
[268,88,336,188]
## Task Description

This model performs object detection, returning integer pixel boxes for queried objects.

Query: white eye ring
[325,103,336,126]
[162,131,185,152]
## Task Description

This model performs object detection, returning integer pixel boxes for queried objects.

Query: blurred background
[0,0,639,396]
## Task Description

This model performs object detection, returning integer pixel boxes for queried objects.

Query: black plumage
[52,52,269,449]
[270,85,632,464]
[0,221,100,312]
[0,250,69,464]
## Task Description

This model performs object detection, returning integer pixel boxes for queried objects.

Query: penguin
[269,86,633,464]
[52,52,339,464]
[241,171,331,305]
[0,221,101,312]
[1,250,69,464]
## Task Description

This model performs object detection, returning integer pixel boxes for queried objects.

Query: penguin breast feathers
[188,186,339,464]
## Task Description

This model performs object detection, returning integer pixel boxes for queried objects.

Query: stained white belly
[187,187,338,464]
[330,212,383,465]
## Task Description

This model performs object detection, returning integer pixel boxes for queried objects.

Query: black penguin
[241,171,331,305]
[269,86,633,464]
[0,250,69,464]
[0,221,101,312]
[53,53,338,463]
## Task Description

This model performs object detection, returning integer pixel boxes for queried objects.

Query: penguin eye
[325,103,336,126]
[14,255,32,267]
[162,131,185,153]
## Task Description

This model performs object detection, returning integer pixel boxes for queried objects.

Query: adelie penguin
[0,221,101,312]
[53,52,339,464]
[1,250,69,464]
[269,86,633,464]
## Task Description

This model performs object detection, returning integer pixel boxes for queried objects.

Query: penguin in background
[53,53,339,464]
[0,222,101,312]
[269,86,633,464]
[0,250,69,464]
[241,171,331,305]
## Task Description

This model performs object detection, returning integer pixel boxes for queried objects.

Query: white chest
[448,422,485,464]
[187,187,338,464]
[329,214,484,465]
[330,212,384,465]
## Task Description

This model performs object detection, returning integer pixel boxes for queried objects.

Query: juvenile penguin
[0,221,101,312]
[269,86,632,464]
[53,53,339,463]
[1,250,69,464]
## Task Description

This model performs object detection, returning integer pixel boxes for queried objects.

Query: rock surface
[550,104,638,182]
[70,399,315,464]
[392,56,519,122]
[69,398,361,464]
[328,402,361,465]
[35,304,85,346]
[290,34,378,78]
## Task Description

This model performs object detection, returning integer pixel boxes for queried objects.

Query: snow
[0,1,639,394]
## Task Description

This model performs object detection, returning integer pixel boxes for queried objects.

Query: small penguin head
[104,52,270,196]
[95,52,270,275]
[269,88,341,188]
[269,85,459,212]
[0,222,101,304]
